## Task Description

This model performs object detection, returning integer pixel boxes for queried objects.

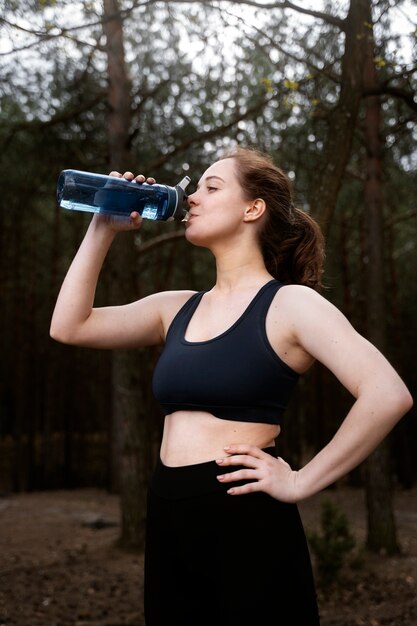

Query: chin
[184,224,211,247]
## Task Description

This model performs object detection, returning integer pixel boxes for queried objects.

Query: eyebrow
[196,175,225,189]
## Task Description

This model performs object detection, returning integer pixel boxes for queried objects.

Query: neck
[211,240,272,292]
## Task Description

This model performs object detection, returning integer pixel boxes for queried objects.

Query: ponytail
[261,205,325,290]
[221,147,325,290]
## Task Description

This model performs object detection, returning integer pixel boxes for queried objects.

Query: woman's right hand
[92,171,156,232]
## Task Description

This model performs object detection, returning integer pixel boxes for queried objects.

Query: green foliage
[0,0,415,490]
[308,499,356,589]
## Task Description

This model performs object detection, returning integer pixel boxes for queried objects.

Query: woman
[50,147,412,625]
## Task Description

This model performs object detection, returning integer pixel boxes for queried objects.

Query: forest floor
[0,486,416,626]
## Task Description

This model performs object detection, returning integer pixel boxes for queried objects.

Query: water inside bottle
[58,172,169,219]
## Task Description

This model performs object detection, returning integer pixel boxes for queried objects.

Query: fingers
[215,447,298,502]
[216,445,265,496]
[134,174,156,184]
[108,171,156,184]
[129,211,143,227]
[225,444,266,457]
[225,481,260,496]
[217,467,261,496]
[219,444,267,461]
[108,170,135,180]
[217,469,261,496]
[217,468,258,483]
[216,454,259,469]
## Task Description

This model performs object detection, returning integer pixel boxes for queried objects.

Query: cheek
[184,195,246,244]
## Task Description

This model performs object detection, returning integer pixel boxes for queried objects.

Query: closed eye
[207,186,218,192]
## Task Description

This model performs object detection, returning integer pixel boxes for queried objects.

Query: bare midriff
[159,410,280,467]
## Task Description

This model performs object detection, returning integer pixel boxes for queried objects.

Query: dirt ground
[0,486,416,626]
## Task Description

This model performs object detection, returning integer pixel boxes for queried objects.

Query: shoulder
[274,284,345,321]
[273,285,373,373]
[147,289,198,315]
[272,284,410,405]
[149,289,198,306]
[270,284,359,358]
[151,290,198,337]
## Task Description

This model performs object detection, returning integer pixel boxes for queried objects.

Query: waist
[150,446,277,499]
[160,410,280,467]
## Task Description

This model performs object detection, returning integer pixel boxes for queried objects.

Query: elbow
[49,321,77,345]
[400,388,414,416]
[49,325,68,344]
[390,384,413,422]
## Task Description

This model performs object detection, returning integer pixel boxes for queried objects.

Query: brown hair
[221,147,325,290]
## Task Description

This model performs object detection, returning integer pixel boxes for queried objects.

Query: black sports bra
[152,280,299,425]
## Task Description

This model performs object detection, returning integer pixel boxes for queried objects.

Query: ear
[243,198,266,222]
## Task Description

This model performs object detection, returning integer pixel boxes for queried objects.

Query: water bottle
[56,169,191,221]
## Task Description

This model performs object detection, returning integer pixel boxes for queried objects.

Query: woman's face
[185,158,254,247]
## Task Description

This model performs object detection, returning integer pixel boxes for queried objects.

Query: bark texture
[310,0,369,238]
[362,0,399,555]
[103,0,147,550]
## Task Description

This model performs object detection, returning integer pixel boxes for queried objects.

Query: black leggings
[144,449,320,625]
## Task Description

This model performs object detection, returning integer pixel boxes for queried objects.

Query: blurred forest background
[0,0,416,554]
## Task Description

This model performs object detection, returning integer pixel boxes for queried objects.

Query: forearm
[295,384,412,500]
[50,217,116,343]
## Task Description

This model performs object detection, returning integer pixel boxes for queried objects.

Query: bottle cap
[173,176,192,220]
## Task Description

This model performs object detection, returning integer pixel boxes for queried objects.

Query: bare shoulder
[265,285,334,373]
[101,289,197,348]
[274,284,347,328]
[275,283,336,308]
[151,289,198,338]
[273,285,390,394]
[266,284,363,373]
[274,283,358,342]
[148,288,197,308]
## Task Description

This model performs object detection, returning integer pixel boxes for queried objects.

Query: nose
[187,190,198,208]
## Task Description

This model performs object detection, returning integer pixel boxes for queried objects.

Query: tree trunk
[102,0,147,549]
[362,0,399,555]
[310,0,369,238]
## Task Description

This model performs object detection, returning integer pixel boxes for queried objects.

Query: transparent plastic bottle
[56,169,191,221]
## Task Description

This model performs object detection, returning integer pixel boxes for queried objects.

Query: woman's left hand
[216,444,301,503]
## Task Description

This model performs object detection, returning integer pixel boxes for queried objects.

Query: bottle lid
[177,176,191,193]
[173,176,192,220]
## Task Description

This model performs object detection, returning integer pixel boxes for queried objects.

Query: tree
[102,0,148,549]
[361,0,406,555]
[0,0,415,556]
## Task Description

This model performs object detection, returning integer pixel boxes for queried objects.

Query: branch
[382,116,415,138]
[0,16,103,55]
[345,166,365,183]
[364,85,417,112]
[148,94,272,170]
[0,93,105,136]
[0,0,150,55]
[379,66,417,87]
[220,6,340,84]
[136,230,185,255]
[385,207,417,228]
[1,0,345,57]
[129,78,172,146]
[192,0,344,29]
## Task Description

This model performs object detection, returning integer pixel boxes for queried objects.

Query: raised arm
[50,172,193,350]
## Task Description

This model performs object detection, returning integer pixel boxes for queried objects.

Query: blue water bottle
[56,170,191,221]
